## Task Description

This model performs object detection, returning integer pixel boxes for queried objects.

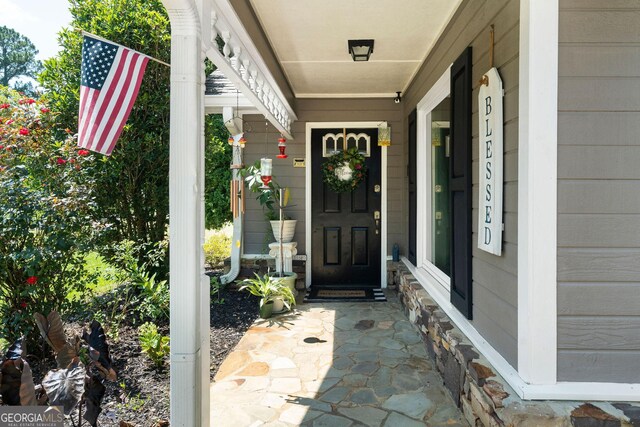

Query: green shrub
[138,322,169,367]
[133,268,169,322]
[203,228,232,268]
[0,86,95,345]
[210,276,226,305]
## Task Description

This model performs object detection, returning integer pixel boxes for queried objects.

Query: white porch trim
[305,122,388,289]
[517,0,558,386]
[203,0,296,139]
[204,93,258,115]
[163,0,210,425]
[415,67,452,294]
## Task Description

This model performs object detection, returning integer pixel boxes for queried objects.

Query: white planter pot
[272,297,285,313]
[270,219,297,243]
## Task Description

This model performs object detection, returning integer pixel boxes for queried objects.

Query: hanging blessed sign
[322,146,368,193]
[478,67,504,256]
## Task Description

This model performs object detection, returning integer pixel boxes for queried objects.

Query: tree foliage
[0,26,42,87]
[39,0,172,269]
[205,114,232,229]
[38,0,232,272]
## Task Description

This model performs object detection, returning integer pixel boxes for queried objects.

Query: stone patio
[210,292,467,426]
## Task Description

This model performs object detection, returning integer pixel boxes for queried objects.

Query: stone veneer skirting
[389,262,640,427]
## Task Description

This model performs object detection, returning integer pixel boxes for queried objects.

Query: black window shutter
[408,109,417,265]
[449,47,473,319]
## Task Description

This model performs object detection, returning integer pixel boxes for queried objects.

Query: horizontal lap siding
[404,0,520,367]
[557,1,640,382]
[241,99,403,255]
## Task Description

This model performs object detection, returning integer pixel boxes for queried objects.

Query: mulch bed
[20,276,259,427]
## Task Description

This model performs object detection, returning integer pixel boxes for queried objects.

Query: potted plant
[239,273,296,318]
[242,161,297,242]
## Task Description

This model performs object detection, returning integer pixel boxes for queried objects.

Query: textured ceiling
[249,0,461,98]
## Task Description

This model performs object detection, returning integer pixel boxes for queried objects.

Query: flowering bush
[0,86,95,344]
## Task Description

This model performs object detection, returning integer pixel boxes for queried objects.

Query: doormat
[304,287,386,303]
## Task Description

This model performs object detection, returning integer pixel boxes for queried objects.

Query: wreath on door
[322,146,368,193]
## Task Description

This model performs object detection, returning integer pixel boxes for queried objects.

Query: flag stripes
[78,35,149,156]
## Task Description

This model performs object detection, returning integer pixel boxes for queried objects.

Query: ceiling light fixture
[394,91,402,104]
[348,39,374,62]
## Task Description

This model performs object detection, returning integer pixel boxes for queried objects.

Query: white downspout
[220,110,243,285]
[162,0,210,426]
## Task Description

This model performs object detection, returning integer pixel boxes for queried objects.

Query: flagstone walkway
[210,292,467,426]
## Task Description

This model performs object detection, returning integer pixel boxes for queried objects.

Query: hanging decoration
[322,146,367,193]
[228,133,246,219]
[377,123,391,146]
[259,120,273,189]
[260,158,273,189]
[229,132,247,148]
[277,135,288,159]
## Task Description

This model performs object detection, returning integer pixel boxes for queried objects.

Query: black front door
[311,128,381,288]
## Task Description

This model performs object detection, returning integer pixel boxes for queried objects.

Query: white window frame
[415,67,452,294]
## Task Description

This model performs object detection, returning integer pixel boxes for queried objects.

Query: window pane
[431,97,451,276]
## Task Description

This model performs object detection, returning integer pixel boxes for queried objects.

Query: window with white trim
[416,68,452,291]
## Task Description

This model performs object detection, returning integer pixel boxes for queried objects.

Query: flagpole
[76,29,171,68]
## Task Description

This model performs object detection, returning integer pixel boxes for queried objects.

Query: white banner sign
[478,67,503,256]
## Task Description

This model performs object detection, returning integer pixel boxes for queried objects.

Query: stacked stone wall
[389,262,639,427]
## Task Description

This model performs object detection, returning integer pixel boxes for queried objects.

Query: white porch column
[518,0,559,385]
[163,0,210,425]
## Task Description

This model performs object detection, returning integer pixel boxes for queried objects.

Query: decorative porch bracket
[201,0,296,139]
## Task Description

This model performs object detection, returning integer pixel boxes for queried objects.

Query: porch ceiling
[249,0,461,98]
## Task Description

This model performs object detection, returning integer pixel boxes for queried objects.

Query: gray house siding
[557,0,640,383]
[403,0,520,367]
[241,99,403,255]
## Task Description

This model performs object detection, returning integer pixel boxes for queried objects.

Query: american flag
[77,35,149,156]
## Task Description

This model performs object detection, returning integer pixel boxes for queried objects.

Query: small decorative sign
[478,67,504,256]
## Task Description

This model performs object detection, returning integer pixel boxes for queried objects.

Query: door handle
[374,210,380,234]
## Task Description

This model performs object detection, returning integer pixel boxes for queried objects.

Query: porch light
[348,39,374,62]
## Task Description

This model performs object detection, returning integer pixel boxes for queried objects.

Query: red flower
[57,158,67,165]
[355,164,362,170]
[0,103,10,109]
[18,98,35,105]
[0,145,3,150]
[26,276,38,285]
[69,158,76,164]
[78,149,90,156]
[19,301,27,309]
[40,107,50,113]
[6,119,13,125]
[19,127,29,136]
[327,165,334,171]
